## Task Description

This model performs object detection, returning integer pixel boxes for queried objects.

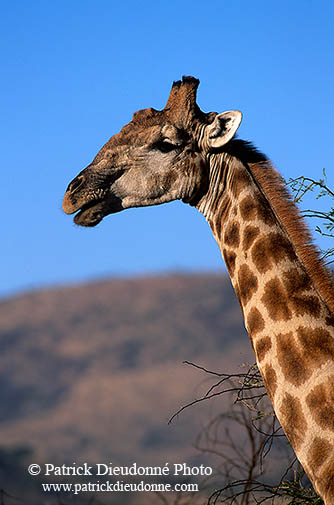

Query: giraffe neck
[196,152,334,504]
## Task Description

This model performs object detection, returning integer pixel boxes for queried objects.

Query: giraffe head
[63,77,242,226]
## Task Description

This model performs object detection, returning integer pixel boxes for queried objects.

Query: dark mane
[224,139,268,164]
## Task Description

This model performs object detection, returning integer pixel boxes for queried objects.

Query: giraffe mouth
[74,200,106,227]
[74,196,124,227]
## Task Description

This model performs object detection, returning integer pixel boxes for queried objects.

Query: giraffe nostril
[68,175,85,194]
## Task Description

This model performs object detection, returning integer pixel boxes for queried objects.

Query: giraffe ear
[207,111,242,148]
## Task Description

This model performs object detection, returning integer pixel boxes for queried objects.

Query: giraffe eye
[154,140,179,153]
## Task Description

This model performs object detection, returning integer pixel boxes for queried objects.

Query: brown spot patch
[316,456,334,504]
[276,331,309,386]
[280,393,306,450]
[306,376,334,432]
[251,236,271,273]
[262,277,292,321]
[239,192,276,225]
[223,249,236,277]
[268,232,295,262]
[237,264,258,305]
[308,437,332,469]
[239,196,257,221]
[262,364,277,398]
[283,268,321,318]
[243,225,260,250]
[247,307,265,335]
[256,193,277,225]
[297,326,334,368]
[276,327,334,387]
[255,336,272,362]
[291,294,321,318]
[283,267,311,293]
[224,222,240,249]
[251,232,296,274]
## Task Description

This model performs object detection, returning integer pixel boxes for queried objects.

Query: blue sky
[2,0,334,297]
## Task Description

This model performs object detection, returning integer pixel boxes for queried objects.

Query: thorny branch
[168,362,268,425]
[288,171,334,264]
[170,360,322,504]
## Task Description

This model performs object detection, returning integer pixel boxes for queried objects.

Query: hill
[0,274,258,504]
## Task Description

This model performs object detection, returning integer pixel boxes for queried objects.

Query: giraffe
[63,77,334,504]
